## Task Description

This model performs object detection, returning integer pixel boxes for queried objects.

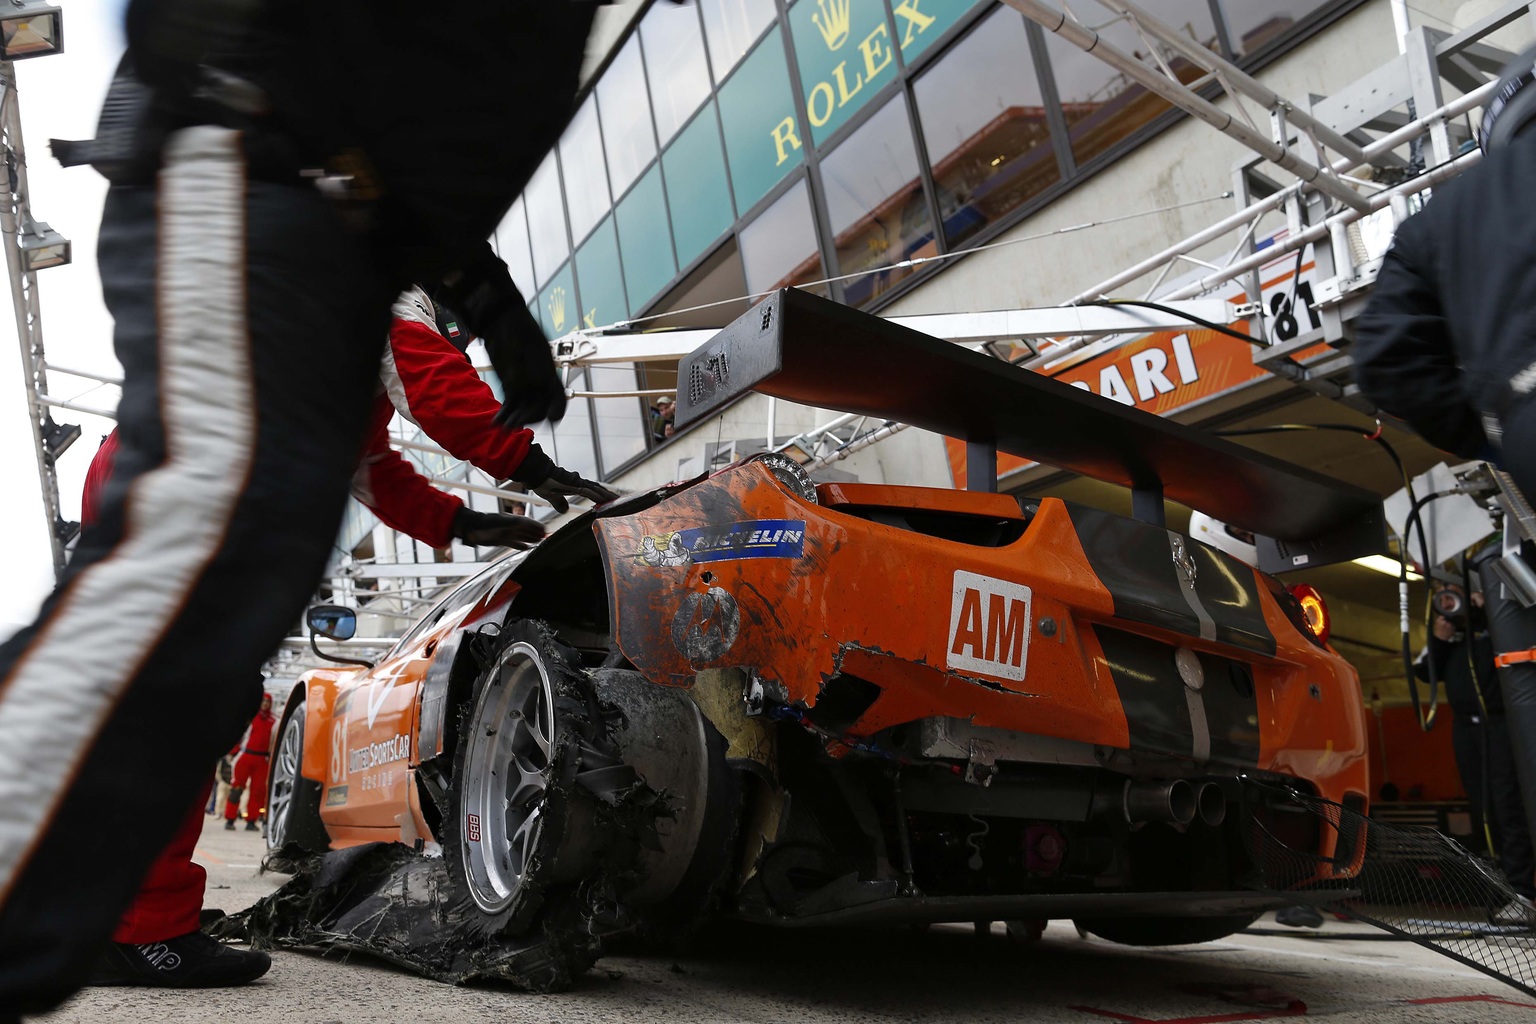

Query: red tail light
[1288,584,1331,645]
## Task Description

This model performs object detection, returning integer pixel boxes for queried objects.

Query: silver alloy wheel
[461,641,557,914]
[266,708,304,850]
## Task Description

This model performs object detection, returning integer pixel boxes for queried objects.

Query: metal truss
[0,63,75,577]
[1002,0,1374,213]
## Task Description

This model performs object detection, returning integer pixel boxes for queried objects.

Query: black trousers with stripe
[0,127,395,1012]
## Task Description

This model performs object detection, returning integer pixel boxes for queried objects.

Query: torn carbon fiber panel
[216,844,602,991]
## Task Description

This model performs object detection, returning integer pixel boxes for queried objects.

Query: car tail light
[1288,584,1331,644]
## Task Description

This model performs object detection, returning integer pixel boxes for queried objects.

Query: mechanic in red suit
[222,695,275,831]
[354,286,616,544]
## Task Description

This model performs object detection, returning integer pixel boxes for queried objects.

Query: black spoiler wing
[675,289,1383,569]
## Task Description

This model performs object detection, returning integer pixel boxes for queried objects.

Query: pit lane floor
[36,816,1536,1024]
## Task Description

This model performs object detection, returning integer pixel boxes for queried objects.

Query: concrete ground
[35,816,1536,1023]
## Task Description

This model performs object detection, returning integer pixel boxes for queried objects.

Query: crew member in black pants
[1418,583,1536,902]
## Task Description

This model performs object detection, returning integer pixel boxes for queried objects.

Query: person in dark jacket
[1354,45,1536,495]
[1417,583,1536,900]
[0,2,627,1014]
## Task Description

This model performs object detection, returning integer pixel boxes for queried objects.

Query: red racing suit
[223,708,276,823]
[351,288,536,547]
[82,433,216,945]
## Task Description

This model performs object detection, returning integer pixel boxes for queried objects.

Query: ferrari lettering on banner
[948,571,1032,682]
[639,519,806,567]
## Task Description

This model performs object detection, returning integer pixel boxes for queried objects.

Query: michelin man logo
[639,534,691,567]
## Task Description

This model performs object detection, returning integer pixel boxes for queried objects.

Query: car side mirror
[307,604,357,641]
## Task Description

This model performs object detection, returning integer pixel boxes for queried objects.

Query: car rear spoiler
[674,288,1384,574]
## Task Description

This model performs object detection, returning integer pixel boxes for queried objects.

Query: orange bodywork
[595,463,1367,814]
[292,577,519,846]
[293,460,1367,870]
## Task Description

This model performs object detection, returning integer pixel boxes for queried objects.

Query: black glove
[511,444,621,514]
[451,506,545,549]
[431,245,566,430]
[481,302,567,429]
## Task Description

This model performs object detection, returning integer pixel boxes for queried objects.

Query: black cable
[1460,552,1500,859]
[1214,422,1412,496]
[1402,488,1464,731]
[1216,422,1446,733]
[1083,298,1260,346]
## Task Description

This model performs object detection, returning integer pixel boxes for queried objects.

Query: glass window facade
[560,96,611,246]
[1222,0,1333,55]
[524,154,568,287]
[701,0,778,77]
[717,27,804,212]
[1044,0,1219,169]
[493,0,1352,479]
[642,1,714,144]
[495,197,536,296]
[663,103,736,269]
[915,6,1058,248]
[536,264,578,338]
[889,0,982,61]
[575,217,629,331]
[590,363,650,468]
[787,0,899,146]
[615,163,677,311]
[821,96,932,308]
[740,178,822,295]
[597,37,658,198]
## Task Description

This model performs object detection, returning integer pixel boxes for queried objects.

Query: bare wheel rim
[267,710,303,849]
[461,641,557,914]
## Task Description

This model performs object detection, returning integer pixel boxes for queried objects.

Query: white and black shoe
[87,930,271,987]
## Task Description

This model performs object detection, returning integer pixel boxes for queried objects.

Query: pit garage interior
[14,0,1536,1019]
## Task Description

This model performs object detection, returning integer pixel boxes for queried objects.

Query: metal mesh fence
[1244,780,1536,996]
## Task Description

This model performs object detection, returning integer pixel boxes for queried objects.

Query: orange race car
[261,289,1384,982]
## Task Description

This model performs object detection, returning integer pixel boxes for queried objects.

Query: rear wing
[674,288,1384,573]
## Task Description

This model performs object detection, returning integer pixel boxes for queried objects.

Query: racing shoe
[245,820,260,832]
[224,818,235,830]
[88,930,272,987]
[1274,905,1325,928]
[1492,893,1536,927]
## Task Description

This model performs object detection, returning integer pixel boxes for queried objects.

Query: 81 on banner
[1260,240,1322,344]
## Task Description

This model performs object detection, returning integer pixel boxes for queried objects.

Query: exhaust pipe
[1195,781,1227,827]
[1124,779,1196,825]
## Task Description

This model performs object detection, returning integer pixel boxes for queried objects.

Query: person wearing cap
[652,395,676,441]
[1354,45,1536,498]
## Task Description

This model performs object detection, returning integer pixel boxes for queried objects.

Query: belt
[242,748,269,757]
[1495,649,1536,669]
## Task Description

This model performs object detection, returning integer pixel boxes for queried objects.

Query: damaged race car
[260,289,1385,987]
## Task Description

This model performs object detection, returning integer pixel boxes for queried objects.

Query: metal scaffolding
[1,60,74,577]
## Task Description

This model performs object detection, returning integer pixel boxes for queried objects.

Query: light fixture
[20,218,69,271]
[53,515,78,546]
[40,415,78,461]
[0,1,61,60]
[1352,554,1423,581]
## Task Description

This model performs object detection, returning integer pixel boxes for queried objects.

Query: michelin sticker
[638,519,807,567]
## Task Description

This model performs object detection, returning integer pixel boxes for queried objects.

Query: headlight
[748,452,818,504]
